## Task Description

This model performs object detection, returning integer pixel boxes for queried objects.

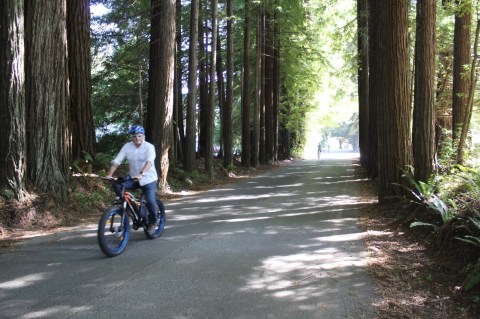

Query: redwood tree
[25,0,70,202]
[413,0,436,182]
[0,0,26,200]
[241,0,251,167]
[452,1,471,144]
[184,0,199,172]
[146,0,176,192]
[357,0,369,169]
[376,0,411,202]
[67,0,95,160]
[222,0,234,168]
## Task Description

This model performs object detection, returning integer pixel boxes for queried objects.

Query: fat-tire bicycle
[97,177,166,257]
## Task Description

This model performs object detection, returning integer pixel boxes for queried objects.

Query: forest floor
[0,157,479,318]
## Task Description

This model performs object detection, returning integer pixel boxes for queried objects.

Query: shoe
[147,222,156,235]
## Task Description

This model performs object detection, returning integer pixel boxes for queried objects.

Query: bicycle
[97,176,166,257]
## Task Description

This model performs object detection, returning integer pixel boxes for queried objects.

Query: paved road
[0,156,378,319]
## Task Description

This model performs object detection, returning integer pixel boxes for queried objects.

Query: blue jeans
[113,178,158,224]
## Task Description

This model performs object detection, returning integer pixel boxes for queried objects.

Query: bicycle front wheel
[97,206,130,257]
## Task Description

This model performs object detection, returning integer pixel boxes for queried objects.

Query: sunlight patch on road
[0,273,49,290]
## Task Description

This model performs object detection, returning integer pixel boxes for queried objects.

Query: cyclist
[106,125,159,234]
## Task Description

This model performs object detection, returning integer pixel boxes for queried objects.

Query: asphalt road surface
[0,154,378,319]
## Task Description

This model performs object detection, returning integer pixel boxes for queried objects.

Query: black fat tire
[97,206,130,257]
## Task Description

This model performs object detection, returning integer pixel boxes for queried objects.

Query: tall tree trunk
[357,0,369,168]
[272,6,279,162]
[241,0,251,168]
[367,0,378,178]
[173,0,183,163]
[25,0,70,202]
[185,0,199,172]
[264,9,274,163]
[251,4,261,168]
[259,9,266,164]
[0,0,26,201]
[205,0,218,180]
[198,10,208,158]
[458,16,480,164]
[146,0,176,192]
[67,0,95,160]
[216,26,225,159]
[223,0,234,168]
[452,1,471,144]
[376,0,411,202]
[413,0,436,182]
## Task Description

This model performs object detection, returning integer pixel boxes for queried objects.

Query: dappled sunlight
[0,273,50,290]
[22,306,93,319]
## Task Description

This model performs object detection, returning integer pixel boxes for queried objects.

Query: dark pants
[114,179,158,224]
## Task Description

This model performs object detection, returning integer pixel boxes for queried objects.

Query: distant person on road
[317,142,322,159]
[106,125,159,235]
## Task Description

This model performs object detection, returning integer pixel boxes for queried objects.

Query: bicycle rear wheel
[144,199,166,239]
[97,206,130,257]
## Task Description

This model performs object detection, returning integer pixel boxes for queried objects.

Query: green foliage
[73,187,110,211]
[72,151,114,174]
[395,167,455,229]
[167,167,209,191]
[456,211,480,291]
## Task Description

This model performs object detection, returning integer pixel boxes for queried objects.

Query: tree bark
[173,0,184,163]
[0,0,26,201]
[264,9,274,163]
[241,0,251,168]
[452,1,471,144]
[205,0,218,180]
[367,0,378,179]
[223,0,234,168]
[184,0,199,172]
[413,0,436,182]
[376,0,411,202]
[357,0,369,168]
[25,0,70,202]
[457,16,480,164]
[251,5,261,168]
[67,0,95,160]
[146,0,176,192]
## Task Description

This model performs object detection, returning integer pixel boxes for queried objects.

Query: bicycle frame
[118,184,146,230]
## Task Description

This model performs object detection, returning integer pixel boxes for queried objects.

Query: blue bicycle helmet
[128,125,145,134]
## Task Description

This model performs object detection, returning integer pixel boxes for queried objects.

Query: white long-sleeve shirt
[111,141,158,186]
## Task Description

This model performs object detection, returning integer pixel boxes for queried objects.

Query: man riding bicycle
[106,125,159,234]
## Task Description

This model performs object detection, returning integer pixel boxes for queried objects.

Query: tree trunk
[0,0,26,201]
[458,16,480,164]
[367,0,378,179]
[259,9,266,164]
[272,6,279,162]
[184,0,199,172]
[264,9,274,163]
[241,0,251,168]
[25,0,70,202]
[216,26,225,159]
[452,1,471,144]
[357,0,369,168]
[146,0,176,192]
[198,10,208,158]
[173,0,183,163]
[223,0,234,168]
[205,0,218,180]
[376,0,411,202]
[413,0,436,182]
[67,0,95,160]
[251,4,261,168]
